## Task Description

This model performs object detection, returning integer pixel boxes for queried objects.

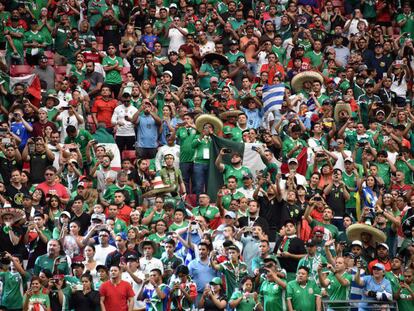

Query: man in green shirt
[396,3,414,39]
[24,20,47,65]
[282,124,307,161]
[211,245,248,298]
[192,193,220,223]
[102,43,123,95]
[318,257,352,309]
[64,125,93,166]
[4,14,25,65]
[192,124,213,197]
[216,149,252,187]
[0,253,30,310]
[34,239,70,276]
[219,176,245,210]
[297,239,328,284]
[397,268,414,311]
[259,257,287,311]
[176,113,197,192]
[153,7,172,54]
[287,266,322,311]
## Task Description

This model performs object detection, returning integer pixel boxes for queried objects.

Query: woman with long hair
[69,273,100,311]
[61,220,84,259]
[23,276,51,311]
[52,212,71,239]
[83,245,98,283]
[178,48,196,75]
[46,195,63,229]
[360,175,382,213]
[126,227,141,253]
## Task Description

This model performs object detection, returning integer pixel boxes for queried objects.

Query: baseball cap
[116,232,128,241]
[210,76,218,83]
[71,255,85,267]
[225,211,236,219]
[344,157,354,163]
[77,181,87,188]
[96,265,108,272]
[227,245,240,253]
[376,109,385,116]
[91,213,106,223]
[288,158,298,164]
[163,70,173,77]
[351,240,363,248]
[263,256,279,265]
[242,173,253,180]
[223,126,232,135]
[126,254,139,261]
[209,277,223,285]
[373,263,385,271]
[60,211,71,219]
[376,243,389,250]
[169,3,177,8]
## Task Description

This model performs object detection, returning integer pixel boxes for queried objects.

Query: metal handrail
[321,299,399,310]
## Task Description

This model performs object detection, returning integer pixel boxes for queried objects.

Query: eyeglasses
[45,173,54,176]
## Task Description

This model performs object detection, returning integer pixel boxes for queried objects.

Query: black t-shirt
[105,249,138,268]
[274,237,306,273]
[5,184,30,208]
[162,62,186,87]
[204,294,227,311]
[238,215,270,237]
[324,184,346,217]
[0,157,22,183]
[0,225,24,254]
[69,290,100,311]
[30,152,53,184]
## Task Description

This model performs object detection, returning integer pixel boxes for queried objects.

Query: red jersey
[36,182,69,200]
[91,97,118,128]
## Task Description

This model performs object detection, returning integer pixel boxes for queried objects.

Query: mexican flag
[207,135,267,201]
[9,73,42,107]
[92,126,121,170]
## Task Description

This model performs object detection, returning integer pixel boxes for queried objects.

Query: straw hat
[334,102,352,123]
[202,53,230,66]
[142,177,176,198]
[195,114,223,134]
[346,224,386,244]
[291,71,324,92]
[219,109,243,120]
[0,207,26,224]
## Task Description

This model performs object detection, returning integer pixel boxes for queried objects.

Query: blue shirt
[188,258,218,293]
[241,107,263,129]
[359,275,392,311]
[11,121,32,150]
[137,114,158,148]
[141,35,158,52]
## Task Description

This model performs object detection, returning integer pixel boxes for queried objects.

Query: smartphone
[383,73,387,78]
[251,146,259,152]
[2,138,10,144]
[321,263,327,268]
[90,139,97,145]
[222,148,232,154]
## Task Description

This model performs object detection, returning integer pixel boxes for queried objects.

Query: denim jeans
[193,163,209,196]
[180,162,194,194]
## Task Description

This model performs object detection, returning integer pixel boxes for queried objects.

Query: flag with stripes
[262,83,285,114]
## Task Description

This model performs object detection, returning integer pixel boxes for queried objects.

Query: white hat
[163,70,173,77]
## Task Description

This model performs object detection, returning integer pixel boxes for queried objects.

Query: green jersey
[191,135,212,164]
[310,219,339,240]
[102,55,123,85]
[191,205,219,221]
[395,159,414,184]
[396,13,414,40]
[287,279,321,311]
[154,18,172,48]
[342,171,358,210]
[230,289,256,311]
[23,292,50,310]
[5,26,25,57]
[218,260,249,297]
[305,50,323,68]
[0,271,30,309]
[103,184,135,204]
[34,255,70,276]
[222,164,252,187]
[260,279,286,311]
[221,191,245,210]
[176,127,197,163]
[326,271,352,306]
[282,136,307,160]
[225,50,245,64]
[375,161,391,187]
[64,128,93,162]
[169,221,189,232]
[397,283,414,311]
[297,254,327,284]
[24,30,46,56]
[114,218,127,234]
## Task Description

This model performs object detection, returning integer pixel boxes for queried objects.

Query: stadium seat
[10,65,33,77]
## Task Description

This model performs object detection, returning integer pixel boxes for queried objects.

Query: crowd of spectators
[0,0,414,310]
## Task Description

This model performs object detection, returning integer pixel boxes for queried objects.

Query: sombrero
[241,95,261,108]
[0,207,26,223]
[291,71,324,92]
[346,224,386,244]
[219,108,243,120]
[138,239,159,254]
[142,176,176,198]
[334,102,352,123]
[202,53,229,66]
[195,114,223,134]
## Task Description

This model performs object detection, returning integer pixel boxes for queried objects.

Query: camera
[259,267,268,274]
[222,148,232,154]
[321,263,327,268]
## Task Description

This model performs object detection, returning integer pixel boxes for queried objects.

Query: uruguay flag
[262,83,285,115]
